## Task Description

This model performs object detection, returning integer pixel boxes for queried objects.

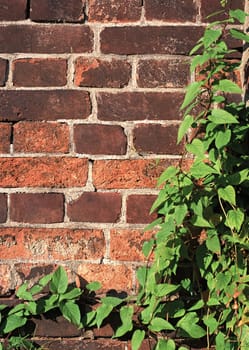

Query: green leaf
[114,305,133,338]
[86,281,102,292]
[218,185,236,206]
[176,312,206,338]
[142,239,154,257]
[131,330,145,350]
[215,129,231,149]
[30,273,53,295]
[203,28,222,47]
[208,109,239,124]
[203,315,219,334]
[229,9,246,23]
[230,28,249,43]
[177,115,194,144]
[174,204,188,225]
[181,82,202,110]
[225,209,244,231]
[155,339,175,350]
[215,332,225,350]
[191,215,213,228]
[59,287,82,301]
[188,299,205,311]
[186,139,205,158]
[206,231,221,254]
[216,79,241,93]
[101,296,124,308]
[149,317,175,332]
[190,161,219,178]
[81,310,96,328]
[16,283,33,301]
[50,266,68,294]
[60,301,81,327]
[3,315,27,333]
[96,303,113,328]
[157,166,178,186]
[136,266,147,288]
[154,283,179,297]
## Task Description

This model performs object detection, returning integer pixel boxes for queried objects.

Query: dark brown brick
[0,90,91,121]
[126,194,157,224]
[74,58,131,88]
[10,193,64,223]
[101,26,203,55]
[0,194,7,223]
[36,339,127,350]
[133,124,183,155]
[30,0,85,22]
[0,123,11,153]
[88,0,142,22]
[97,92,184,121]
[0,0,27,21]
[201,0,244,21]
[145,0,197,22]
[0,25,93,53]
[0,59,8,86]
[137,59,190,88]
[13,58,67,87]
[67,192,122,223]
[74,124,127,155]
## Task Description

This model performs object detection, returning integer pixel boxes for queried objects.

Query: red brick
[0,194,7,223]
[30,0,85,22]
[0,25,93,53]
[88,0,142,22]
[74,58,131,88]
[97,92,184,121]
[0,123,11,153]
[74,124,127,155]
[38,339,127,350]
[0,157,88,187]
[14,122,69,153]
[77,263,133,292]
[0,264,12,295]
[101,26,203,55]
[10,193,64,223]
[137,59,190,88]
[126,195,157,224]
[0,58,8,86]
[0,0,26,20]
[110,229,154,262]
[133,124,183,155]
[201,0,244,21]
[0,90,91,121]
[0,228,105,260]
[93,159,179,189]
[67,192,122,223]
[13,58,67,87]
[14,264,56,288]
[145,0,197,22]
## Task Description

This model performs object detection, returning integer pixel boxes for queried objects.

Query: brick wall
[0,0,245,295]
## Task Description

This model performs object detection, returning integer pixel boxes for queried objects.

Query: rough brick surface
[13,58,67,87]
[74,124,127,155]
[201,0,244,21]
[74,58,131,88]
[145,0,197,22]
[0,58,8,86]
[126,195,157,224]
[0,157,88,187]
[0,123,11,153]
[0,0,27,21]
[101,26,203,55]
[0,91,91,121]
[30,0,85,22]
[133,124,183,155]
[88,0,142,22]
[0,228,105,260]
[0,265,12,295]
[13,122,69,153]
[137,59,190,88]
[0,25,93,53]
[67,192,122,223]
[0,194,7,223]
[10,193,64,223]
[97,92,184,121]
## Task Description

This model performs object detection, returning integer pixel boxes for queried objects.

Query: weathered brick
[0,25,93,53]
[110,229,154,261]
[201,0,244,21]
[74,124,127,155]
[10,193,64,223]
[30,0,85,22]
[0,58,8,86]
[88,0,142,22]
[97,92,184,121]
[0,193,7,223]
[0,157,88,187]
[137,59,190,88]
[126,195,157,224]
[101,26,203,55]
[13,58,67,87]
[0,0,26,21]
[77,263,133,291]
[14,264,56,288]
[0,228,105,260]
[0,123,11,153]
[38,339,127,350]
[14,122,69,153]
[145,0,197,22]
[67,192,122,223]
[93,159,179,189]
[133,124,183,155]
[0,90,91,121]
[0,264,12,295]
[74,58,131,88]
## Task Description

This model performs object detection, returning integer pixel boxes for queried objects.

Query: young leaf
[114,305,134,338]
[154,283,179,297]
[86,281,102,292]
[157,166,178,186]
[208,109,239,124]
[131,330,145,350]
[216,79,241,93]
[3,315,27,333]
[230,28,249,43]
[149,317,175,332]
[215,332,225,350]
[203,315,219,334]
[225,209,244,231]
[59,287,82,301]
[155,339,175,350]
[142,239,155,257]
[176,312,206,338]
[215,129,231,149]
[181,82,202,110]
[218,185,236,206]
[50,266,68,294]
[203,28,222,48]
[16,283,33,301]
[60,301,81,327]
[229,9,246,23]
[96,303,113,328]
[206,231,221,254]
[186,139,205,158]
[177,115,194,144]
[101,296,124,308]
